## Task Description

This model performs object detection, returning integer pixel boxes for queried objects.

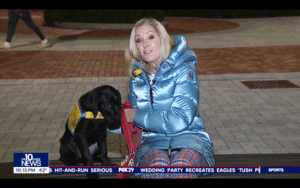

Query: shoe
[38,39,51,49]
[0,42,11,49]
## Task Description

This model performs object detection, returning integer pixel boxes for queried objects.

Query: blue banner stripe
[48,166,300,174]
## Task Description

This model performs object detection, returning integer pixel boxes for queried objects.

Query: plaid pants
[139,148,207,179]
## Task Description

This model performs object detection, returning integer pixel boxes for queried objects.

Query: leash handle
[117,100,142,179]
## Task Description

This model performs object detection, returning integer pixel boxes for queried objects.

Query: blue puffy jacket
[128,36,215,166]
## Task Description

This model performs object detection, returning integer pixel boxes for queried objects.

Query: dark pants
[6,9,45,42]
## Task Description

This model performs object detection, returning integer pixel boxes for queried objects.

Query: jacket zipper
[148,63,162,109]
[150,86,153,106]
[168,137,173,155]
[149,79,155,109]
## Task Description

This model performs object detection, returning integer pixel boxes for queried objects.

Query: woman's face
[135,24,161,73]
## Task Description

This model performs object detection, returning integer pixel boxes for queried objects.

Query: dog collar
[67,101,104,135]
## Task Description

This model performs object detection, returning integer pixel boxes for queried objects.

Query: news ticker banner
[14,153,300,174]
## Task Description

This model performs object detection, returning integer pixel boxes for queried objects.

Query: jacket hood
[166,35,197,68]
[133,35,197,72]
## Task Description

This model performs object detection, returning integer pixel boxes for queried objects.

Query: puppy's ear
[90,90,103,117]
[96,91,104,105]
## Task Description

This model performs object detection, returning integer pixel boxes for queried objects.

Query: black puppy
[59,85,121,171]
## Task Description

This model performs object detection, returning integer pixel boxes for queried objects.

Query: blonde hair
[125,18,175,78]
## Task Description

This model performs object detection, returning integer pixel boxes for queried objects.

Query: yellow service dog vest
[67,101,104,135]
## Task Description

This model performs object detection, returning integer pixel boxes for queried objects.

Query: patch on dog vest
[67,102,104,135]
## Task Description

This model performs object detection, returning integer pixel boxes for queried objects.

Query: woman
[126,18,215,179]
[1,9,51,49]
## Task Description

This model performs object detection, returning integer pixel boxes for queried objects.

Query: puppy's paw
[100,157,113,166]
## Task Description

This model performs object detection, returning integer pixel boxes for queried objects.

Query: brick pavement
[195,46,300,75]
[0,73,299,162]
[0,51,126,79]
[1,45,300,79]
[198,73,300,155]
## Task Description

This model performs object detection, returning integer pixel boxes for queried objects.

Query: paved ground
[1,46,300,79]
[0,10,300,163]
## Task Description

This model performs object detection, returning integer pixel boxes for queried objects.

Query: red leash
[117,100,142,179]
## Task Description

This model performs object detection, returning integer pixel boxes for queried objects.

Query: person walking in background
[0,9,51,49]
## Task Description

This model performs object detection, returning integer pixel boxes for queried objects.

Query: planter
[53,20,167,30]
[44,9,165,26]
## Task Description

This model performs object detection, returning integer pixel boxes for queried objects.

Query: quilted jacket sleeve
[134,64,199,134]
